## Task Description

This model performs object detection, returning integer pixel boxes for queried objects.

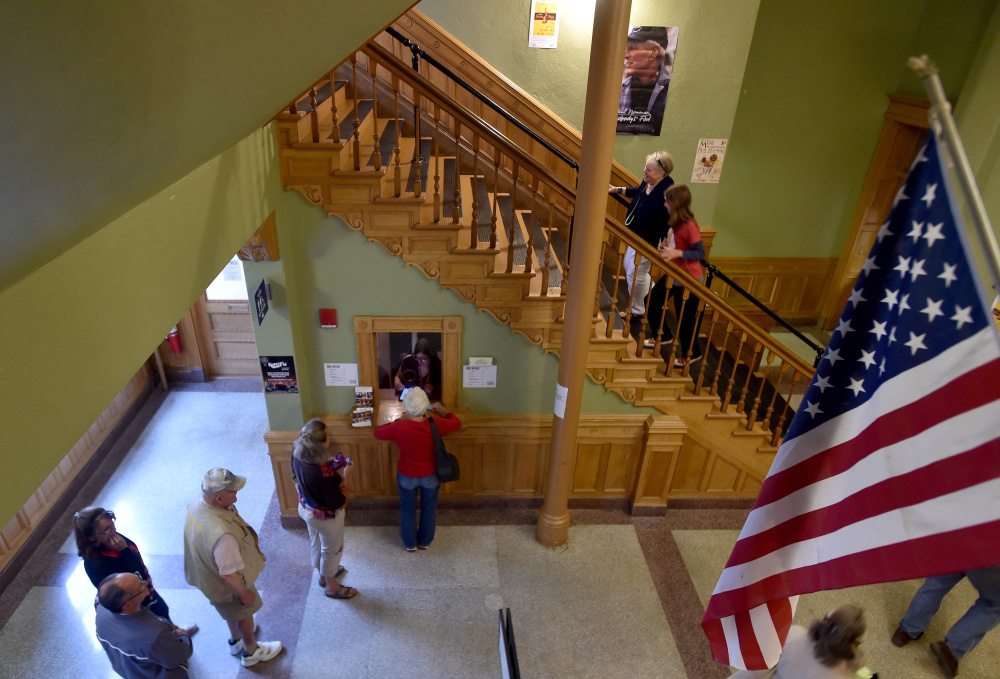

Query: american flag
[702,131,1000,671]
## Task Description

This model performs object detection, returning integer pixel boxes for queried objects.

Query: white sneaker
[241,640,283,667]
[228,623,260,655]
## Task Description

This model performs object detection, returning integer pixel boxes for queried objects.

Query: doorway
[192,256,260,378]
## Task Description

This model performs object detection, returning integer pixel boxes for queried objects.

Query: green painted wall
[416,0,761,234]
[416,0,996,260]
[265,188,654,432]
[1,0,417,292]
[0,128,282,523]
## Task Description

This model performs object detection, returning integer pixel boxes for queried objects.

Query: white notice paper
[463,365,497,388]
[554,383,568,419]
[324,363,359,387]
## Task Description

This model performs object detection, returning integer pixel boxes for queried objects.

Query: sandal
[326,585,358,599]
[317,566,347,588]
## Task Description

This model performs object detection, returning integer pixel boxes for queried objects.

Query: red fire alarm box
[319,308,337,328]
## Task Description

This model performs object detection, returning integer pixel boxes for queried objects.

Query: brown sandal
[317,566,347,588]
[326,585,357,599]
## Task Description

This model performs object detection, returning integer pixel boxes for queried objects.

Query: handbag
[429,417,460,483]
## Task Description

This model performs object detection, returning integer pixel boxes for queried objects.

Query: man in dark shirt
[95,572,193,678]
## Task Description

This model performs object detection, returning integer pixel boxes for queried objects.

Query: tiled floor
[0,383,996,678]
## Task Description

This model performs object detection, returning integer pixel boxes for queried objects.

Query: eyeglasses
[654,156,667,174]
[94,512,117,536]
[128,572,149,602]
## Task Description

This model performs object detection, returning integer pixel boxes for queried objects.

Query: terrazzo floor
[1,383,996,678]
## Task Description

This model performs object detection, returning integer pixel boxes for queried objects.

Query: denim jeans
[396,473,440,549]
[900,566,1000,658]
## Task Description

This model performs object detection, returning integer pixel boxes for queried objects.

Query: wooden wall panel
[709,257,838,323]
[0,362,152,574]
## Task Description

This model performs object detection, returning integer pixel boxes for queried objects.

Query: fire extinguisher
[167,326,183,354]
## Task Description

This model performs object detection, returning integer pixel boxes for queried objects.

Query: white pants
[298,504,345,578]
[623,246,652,316]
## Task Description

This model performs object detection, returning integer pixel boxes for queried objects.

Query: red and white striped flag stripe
[702,131,1000,670]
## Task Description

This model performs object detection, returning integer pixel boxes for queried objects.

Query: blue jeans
[900,566,1000,658]
[397,473,440,549]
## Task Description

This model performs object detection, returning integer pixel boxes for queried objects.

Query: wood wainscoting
[708,257,838,325]
[0,362,153,575]
[265,411,768,517]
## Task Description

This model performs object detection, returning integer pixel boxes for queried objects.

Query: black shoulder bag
[429,417,460,483]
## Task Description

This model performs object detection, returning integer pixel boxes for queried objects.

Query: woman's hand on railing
[657,241,681,261]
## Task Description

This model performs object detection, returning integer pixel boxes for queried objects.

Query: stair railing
[600,218,815,446]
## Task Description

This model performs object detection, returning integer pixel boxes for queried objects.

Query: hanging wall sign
[617,26,679,136]
[260,356,297,393]
[254,279,269,327]
[691,138,728,183]
[528,2,559,49]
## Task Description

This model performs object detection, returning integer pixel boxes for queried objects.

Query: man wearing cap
[618,25,672,136]
[183,468,282,667]
[95,572,193,678]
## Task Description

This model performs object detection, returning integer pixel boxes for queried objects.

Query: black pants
[647,277,702,358]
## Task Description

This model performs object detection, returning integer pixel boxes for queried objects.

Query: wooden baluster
[433,104,441,223]
[745,348,774,430]
[351,58,361,170]
[709,320,733,395]
[412,93,422,198]
[651,270,671,358]
[663,275,682,373]
[560,225,570,297]
[524,176,538,274]
[772,371,802,447]
[309,87,320,143]
[606,242,626,338]
[490,150,500,251]
[369,62,382,171]
[452,120,462,225]
[693,308,721,395]
[392,75,401,197]
[470,134,480,250]
[329,70,340,143]
[719,331,748,413]
[735,341,763,415]
[541,204,554,294]
[761,361,789,438]
[506,161,519,272]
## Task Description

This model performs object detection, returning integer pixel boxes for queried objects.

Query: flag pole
[909,54,1000,296]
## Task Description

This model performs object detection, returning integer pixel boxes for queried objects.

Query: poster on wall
[260,356,298,393]
[691,138,728,183]
[528,2,559,49]
[617,26,678,136]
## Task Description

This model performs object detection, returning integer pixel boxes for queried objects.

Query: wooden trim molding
[238,211,280,263]
[265,412,764,518]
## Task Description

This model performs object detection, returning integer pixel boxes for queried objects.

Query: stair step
[336,99,375,143]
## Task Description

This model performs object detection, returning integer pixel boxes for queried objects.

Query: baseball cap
[202,468,246,494]
[627,26,668,49]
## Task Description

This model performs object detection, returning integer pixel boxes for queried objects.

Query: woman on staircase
[608,151,674,339]
[646,183,705,368]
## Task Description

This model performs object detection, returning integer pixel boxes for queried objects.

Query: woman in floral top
[292,418,357,599]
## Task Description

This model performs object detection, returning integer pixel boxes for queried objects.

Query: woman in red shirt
[647,183,705,367]
[373,388,461,551]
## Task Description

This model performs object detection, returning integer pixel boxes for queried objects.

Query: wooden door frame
[819,94,930,328]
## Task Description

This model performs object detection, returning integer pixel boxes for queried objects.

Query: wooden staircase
[271,37,816,488]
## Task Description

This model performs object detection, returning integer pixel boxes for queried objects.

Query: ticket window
[376,332,443,404]
[354,316,461,419]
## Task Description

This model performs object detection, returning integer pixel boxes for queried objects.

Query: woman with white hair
[373,389,462,551]
[608,150,674,337]
[292,418,357,599]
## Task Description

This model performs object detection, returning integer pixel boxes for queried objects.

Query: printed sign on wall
[617,26,679,136]
[260,356,297,393]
